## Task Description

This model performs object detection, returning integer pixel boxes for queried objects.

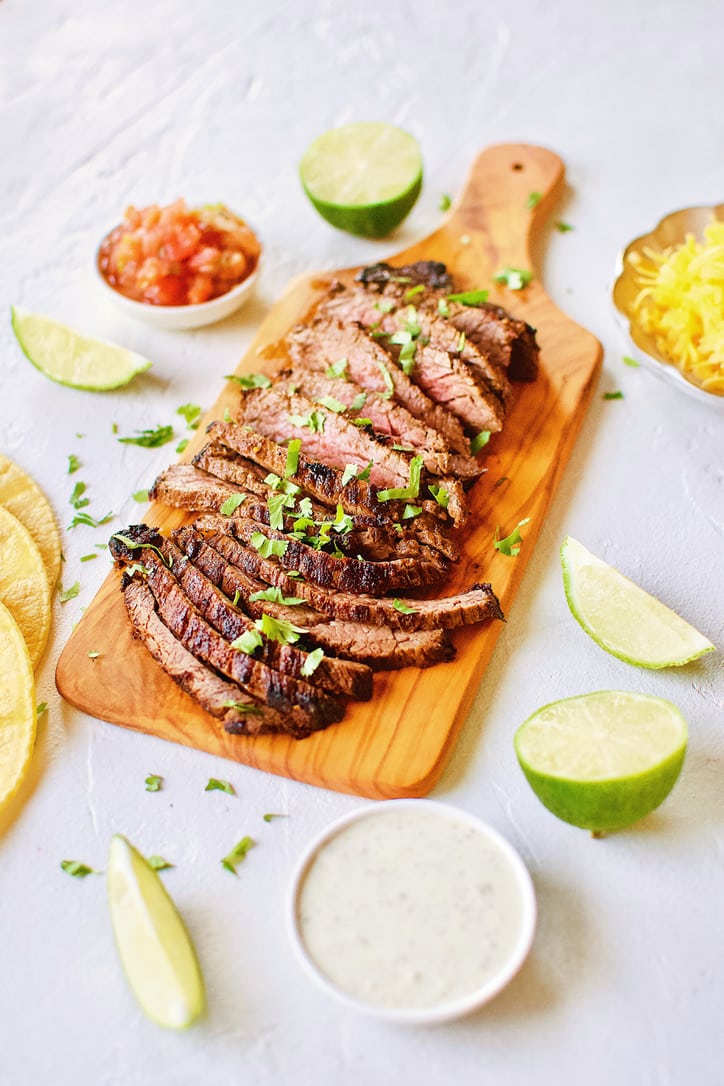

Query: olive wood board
[56,143,602,799]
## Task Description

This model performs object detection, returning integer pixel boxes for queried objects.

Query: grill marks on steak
[110,527,344,734]
[174,526,455,670]
[123,580,289,736]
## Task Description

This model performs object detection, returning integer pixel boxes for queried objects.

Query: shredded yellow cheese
[630,221,724,394]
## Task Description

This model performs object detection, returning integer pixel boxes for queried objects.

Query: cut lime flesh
[515,691,687,832]
[561,536,714,668]
[300,122,423,238]
[108,835,205,1030]
[11,306,151,391]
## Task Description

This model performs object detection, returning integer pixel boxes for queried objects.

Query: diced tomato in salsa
[98,200,261,307]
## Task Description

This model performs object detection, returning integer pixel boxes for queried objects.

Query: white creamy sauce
[297,806,527,1010]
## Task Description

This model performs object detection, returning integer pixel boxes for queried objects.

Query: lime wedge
[0,599,36,809]
[107,834,205,1030]
[515,691,687,833]
[300,122,423,238]
[561,536,714,668]
[11,306,151,391]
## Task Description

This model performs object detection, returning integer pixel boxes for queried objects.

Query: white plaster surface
[1,1,723,1083]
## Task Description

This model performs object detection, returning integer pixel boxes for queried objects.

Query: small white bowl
[94,250,260,331]
[612,205,724,410]
[287,799,536,1025]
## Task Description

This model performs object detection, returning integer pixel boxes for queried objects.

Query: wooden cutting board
[56,143,602,799]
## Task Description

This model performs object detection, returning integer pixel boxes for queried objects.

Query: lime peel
[515,690,687,834]
[107,834,205,1030]
[561,536,714,668]
[11,307,151,391]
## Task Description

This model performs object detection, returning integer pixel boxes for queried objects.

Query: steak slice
[207,513,447,595]
[285,320,478,471]
[205,422,459,561]
[194,516,504,633]
[110,527,344,734]
[123,580,289,736]
[152,462,438,565]
[194,446,329,518]
[174,526,454,670]
[356,261,539,381]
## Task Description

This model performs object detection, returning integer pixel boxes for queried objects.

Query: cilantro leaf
[493,267,533,291]
[526,191,542,210]
[221,700,264,714]
[146,855,173,872]
[67,454,80,474]
[349,391,368,413]
[392,598,418,614]
[118,425,174,448]
[318,395,346,413]
[249,586,304,606]
[176,403,202,429]
[300,647,325,677]
[470,430,491,455]
[61,860,94,878]
[176,438,189,454]
[69,481,88,509]
[623,355,640,368]
[405,284,425,301]
[375,359,395,399]
[255,613,306,645]
[375,298,395,314]
[231,628,264,654]
[221,835,255,875]
[325,357,348,380]
[288,410,325,433]
[263,813,287,823]
[284,439,301,479]
[250,531,288,560]
[225,373,272,389]
[428,484,449,508]
[350,417,372,427]
[437,297,450,318]
[555,221,574,233]
[603,390,624,400]
[87,651,100,660]
[67,510,114,530]
[402,504,422,519]
[220,493,246,516]
[439,193,452,211]
[112,532,172,569]
[132,489,149,503]
[447,290,490,306]
[205,778,235,795]
[145,774,163,792]
[80,553,97,562]
[377,456,424,502]
[493,517,531,557]
[58,581,80,604]
[36,702,48,717]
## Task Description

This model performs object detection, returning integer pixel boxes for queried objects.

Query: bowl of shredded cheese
[613,205,724,405]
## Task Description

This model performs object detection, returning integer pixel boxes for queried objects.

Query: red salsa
[98,200,261,307]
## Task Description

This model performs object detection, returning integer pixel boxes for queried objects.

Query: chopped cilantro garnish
[132,489,149,503]
[36,702,48,717]
[603,390,624,400]
[623,355,640,368]
[438,297,450,317]
[206,778,235,795]
[87,651,100,660]
[455,331,466,353]
[263,813,287,823]
[67,454,80,474]
[349,391,368,413]
[284,439,301,479]
[375,359,394,399]
[249,586,304,606]
[250,531,288,559]
[147,855,173,872]
[297,496,314,518]
[377,455,424,502]
[375,298,395,313]
[223,408,233,423]
[325,357,348,380]
[80,553,97,562]
[300,647,325,676]
[470,430,491,455]
[493,517,531,557]
[267,491,294,530]
[392,599,418,614]
[231,628,264,654]
[67,510,114,530]
[58,581,80,604]
[220,493,246,516]
[526,191,542,210]
[555,221,574,233]
[69,481,88,509]
[118,425,174,448]
[389,329,412,347]
[221,700,264,714]
[405,284,425,301]
[439,193,452,211]
[225,372,272,388]
[447,290,490,306]
[493,267,533,291]
[231,589,241,608]
[145,774,163,792]
[428,484,449,508]
[256,613,306,645]
[221,836,255,875]
[402,504,422,519]
[176,438,190,454]
[61,860,94,878]
[350,417,372,427]
[176,403,202,429]
[318,395,346,413]
[113,532,172,568]
[288,410,325,433]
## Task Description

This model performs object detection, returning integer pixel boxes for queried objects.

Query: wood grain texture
[55,144,602,798]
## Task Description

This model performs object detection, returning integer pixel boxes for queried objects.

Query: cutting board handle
[448,143,565,268]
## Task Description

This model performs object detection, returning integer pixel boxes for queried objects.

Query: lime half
[561,536,714,668]
[515,691,687,834]
[300,122,423,238]
[11,307,151,391]
[108,835,205,1030]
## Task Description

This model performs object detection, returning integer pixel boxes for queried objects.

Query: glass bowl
[612,204,724,409]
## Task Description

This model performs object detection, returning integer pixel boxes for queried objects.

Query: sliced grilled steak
[356,261,539,381]
[194,446,329,518]
[150,462,426,563]
[318,285,507,432]
[205,422,459,561]
[208,513,446,595]
[286,317,477,464]
[123,580,288,736]
[110,527,344,734]
[193,516,504,633]
[174,526,454,669]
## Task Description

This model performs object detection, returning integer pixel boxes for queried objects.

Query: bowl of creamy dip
[288,800,536,1024]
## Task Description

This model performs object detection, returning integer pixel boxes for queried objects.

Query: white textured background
[1,1,723,1083]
